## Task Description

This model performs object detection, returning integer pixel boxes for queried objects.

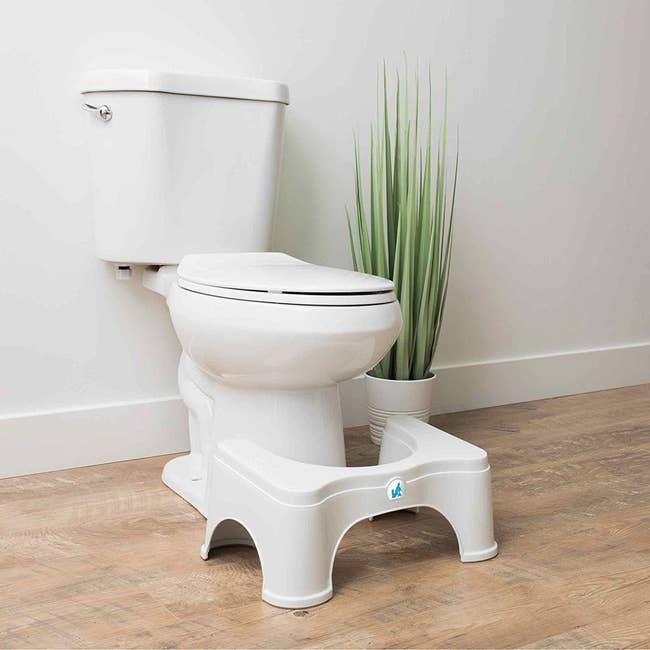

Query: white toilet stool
[201,416,498,608]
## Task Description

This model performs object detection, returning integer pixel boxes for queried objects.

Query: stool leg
[427,468,498,562]
[257,508,336,609]
[202,479,337,609]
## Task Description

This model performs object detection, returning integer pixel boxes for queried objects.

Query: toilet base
[162,454,208,516]
[201,415,498,608]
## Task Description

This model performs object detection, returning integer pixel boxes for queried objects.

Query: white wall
[2,0,649,477]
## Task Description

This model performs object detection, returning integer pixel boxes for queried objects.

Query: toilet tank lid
[81,69,290,105]
[178,253,395,295]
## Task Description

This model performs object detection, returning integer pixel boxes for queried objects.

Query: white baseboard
[0,396,189,479]
[2,341,649,478]
[340,340,650,426]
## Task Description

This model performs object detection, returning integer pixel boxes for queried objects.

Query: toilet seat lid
[177,253,396,306]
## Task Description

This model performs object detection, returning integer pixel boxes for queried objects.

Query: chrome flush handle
[81,102,113,122]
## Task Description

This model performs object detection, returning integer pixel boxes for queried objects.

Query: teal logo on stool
[387,478,404,500]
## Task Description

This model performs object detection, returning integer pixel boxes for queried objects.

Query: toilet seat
[177,252,396,306]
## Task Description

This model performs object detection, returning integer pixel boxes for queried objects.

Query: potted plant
[347,64,458,444]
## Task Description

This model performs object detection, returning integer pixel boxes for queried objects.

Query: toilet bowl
[169,252,401,389]
[145,252,402,514]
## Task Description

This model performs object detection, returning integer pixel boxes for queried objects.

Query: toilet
[82,69,497,608]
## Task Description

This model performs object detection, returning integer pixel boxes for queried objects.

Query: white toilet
[82,69,401,508]
[82,70,497,608]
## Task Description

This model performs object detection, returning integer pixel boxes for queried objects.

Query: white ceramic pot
[365,373,436,445]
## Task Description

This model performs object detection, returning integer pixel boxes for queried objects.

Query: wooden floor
[1,385,649,649]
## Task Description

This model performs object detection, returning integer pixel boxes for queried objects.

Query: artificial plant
[347,63,458,381]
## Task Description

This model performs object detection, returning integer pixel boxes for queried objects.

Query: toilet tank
[81,70,289,264]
